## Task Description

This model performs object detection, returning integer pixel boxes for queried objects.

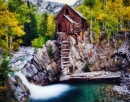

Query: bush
[74,66,78,70]
[31,36,48,48]
[0,59,14,80]
[47,46,53,58]
[84,64,90,72]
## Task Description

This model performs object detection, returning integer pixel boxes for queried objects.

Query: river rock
[111,33,130,96]
[8,76,30,102]
[9,46,35,70]
[8,46,35,101]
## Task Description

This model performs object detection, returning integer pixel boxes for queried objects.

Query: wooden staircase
[57,32,71,74]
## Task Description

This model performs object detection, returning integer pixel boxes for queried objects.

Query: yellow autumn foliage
[0,0,25,51]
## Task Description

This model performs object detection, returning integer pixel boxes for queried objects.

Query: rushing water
[28,82,124,102]
[17,72,126,102]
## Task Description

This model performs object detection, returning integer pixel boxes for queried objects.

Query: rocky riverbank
[8,31,130,101]
[8,47,35,102]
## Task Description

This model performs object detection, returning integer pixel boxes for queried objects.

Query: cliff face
[82,31,130,72]
[18,32,130,86]
[18,34,93,85]
[20,37,90,85]
[21,40,60,85]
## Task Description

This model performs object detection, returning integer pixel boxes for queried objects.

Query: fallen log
[60,71,121,81]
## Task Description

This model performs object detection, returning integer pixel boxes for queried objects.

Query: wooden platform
[60,71,121,81]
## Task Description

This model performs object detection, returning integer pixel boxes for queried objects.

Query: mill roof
[55,4,86,20]
[64,15,78,24]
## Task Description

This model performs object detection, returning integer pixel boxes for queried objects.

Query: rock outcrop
[21,40,60,85]
[8,76,30,102]
[112,39,130,97]
[69,35,88,73]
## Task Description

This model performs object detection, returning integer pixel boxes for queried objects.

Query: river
[27,81,125,102]
[16,72,126,102]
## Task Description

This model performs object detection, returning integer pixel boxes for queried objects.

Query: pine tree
[40,13,48,37]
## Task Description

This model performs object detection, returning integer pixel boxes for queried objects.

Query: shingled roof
[55,4,86,20]
[64,15,78,24]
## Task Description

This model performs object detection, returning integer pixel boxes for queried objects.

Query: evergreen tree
[40,13,48,37]
[23,13,38,45]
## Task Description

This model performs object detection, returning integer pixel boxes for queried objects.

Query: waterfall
[16,71,70,99]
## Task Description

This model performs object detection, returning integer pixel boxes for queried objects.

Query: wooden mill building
[55,4,88,41]
[55,4,88,74]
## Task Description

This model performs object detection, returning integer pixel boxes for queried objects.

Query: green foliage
[8,0,31,24]
[8,0,39,46]
[22,12,38,46]
[84,64,90,72]
[0,59,14,80]
[31,36,47,48]
[84,0,95,8]
[46,14,56,39]
[0,0,25,51]
[0,59,10,79]
[2,50,10,59]
[92,20,101,43]
[31,13,56,48]
[77,0,130,44]
[39,13,48,37]
[47,46,53,58]
[5,0,55,48]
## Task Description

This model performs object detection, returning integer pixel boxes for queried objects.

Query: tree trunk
[9,36,13,52]
[6,35,8,49]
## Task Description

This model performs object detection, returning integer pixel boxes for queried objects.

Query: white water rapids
[16,71,70,99]
[9,46,71,100]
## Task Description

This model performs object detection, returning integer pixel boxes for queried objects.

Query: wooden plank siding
[55,4,88,40]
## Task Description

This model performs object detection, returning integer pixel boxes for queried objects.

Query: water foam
[16,72,70,99]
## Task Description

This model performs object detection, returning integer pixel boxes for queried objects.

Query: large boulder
[21,41,60,86]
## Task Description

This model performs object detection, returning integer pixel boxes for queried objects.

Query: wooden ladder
[57,32,71,74]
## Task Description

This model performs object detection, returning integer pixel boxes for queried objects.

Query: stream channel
[17,72,126,102]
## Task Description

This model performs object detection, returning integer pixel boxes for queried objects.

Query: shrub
[47,46,53,58]
[84,64,90,72]
[0,58,14,80]
[31,36,48,48]
[74,66,78,70]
